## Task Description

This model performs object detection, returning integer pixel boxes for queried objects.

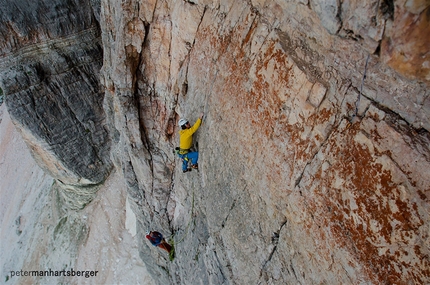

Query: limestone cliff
[1,0,429,284]
[0,0,111,193]
[0,104,155,285]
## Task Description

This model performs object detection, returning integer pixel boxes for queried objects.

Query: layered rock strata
[0,1,114,283]
[0,105,155,285]
[0,0,111,193]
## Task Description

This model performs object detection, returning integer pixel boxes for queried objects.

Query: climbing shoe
[183,168,192,173]
[191,164,198,170]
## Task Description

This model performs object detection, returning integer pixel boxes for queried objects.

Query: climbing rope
[166,186,196,261]
[173,188,195,244]
[167,67,218,261]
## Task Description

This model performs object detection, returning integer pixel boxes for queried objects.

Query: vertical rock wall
[0,0,429,284]
[99,0,429,284]
[0,1,114,283]
[0,0,111,190]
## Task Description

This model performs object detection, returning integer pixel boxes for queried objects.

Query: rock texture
[1,0,429,284]
[0,0,111,191]
[0,105,155,285]
[100,0,429,284]
[381,0,430,82]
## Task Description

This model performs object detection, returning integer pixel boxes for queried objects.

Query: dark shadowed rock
[0,0,111,186]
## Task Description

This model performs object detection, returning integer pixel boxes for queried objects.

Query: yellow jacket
[179,118,202,150]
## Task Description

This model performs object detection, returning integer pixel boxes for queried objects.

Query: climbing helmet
[179,118,188,127]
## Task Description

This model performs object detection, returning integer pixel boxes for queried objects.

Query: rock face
[381,0,430,82]
[0,0,111,191]
[1,0,429,285]
[0,105,155,285]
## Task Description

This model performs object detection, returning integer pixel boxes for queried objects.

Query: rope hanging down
[167,70,220,259]
[166,187,196,261]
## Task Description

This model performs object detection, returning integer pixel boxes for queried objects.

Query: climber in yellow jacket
[177,113,203,173]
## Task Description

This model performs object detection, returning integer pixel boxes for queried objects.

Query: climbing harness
[175,147,189,155]
[175,147,190,166]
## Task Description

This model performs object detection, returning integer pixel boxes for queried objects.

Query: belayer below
[176,113,203,173]
[145,231,172,253]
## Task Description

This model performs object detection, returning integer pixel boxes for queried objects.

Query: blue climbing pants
[179,151,198,171]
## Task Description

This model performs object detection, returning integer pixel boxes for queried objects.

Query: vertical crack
[194,5,207,45]
[294,108,347,189]
[260,219,288,278]
[221,199,237,228]
[212,249,228,284]
[352,54,370,120]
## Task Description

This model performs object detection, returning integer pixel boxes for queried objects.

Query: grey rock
[1,0,430,284]
[310,0,341,35]
[0,0,112,187]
